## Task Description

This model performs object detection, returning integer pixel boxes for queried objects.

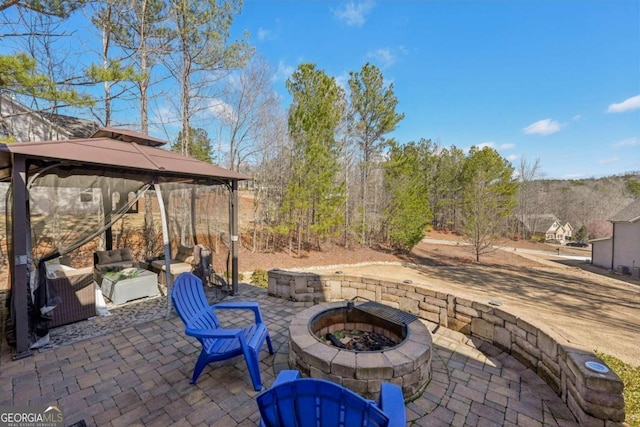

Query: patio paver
[0,284,580,426]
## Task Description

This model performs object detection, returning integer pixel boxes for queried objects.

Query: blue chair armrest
[378,382,406,427]
[185,327,242,340]
[212,301,265,323]
[272,370,300,387]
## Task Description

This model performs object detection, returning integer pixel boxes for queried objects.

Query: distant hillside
[532,173,639,238]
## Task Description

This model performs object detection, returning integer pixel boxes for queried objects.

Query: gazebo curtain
[4,164,233,350]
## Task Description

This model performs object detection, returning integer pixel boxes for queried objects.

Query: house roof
[1,94,99,140]
[609,199,640,223]
[522,214,560,233]
[0,128,249,182]
[39,112,98,139]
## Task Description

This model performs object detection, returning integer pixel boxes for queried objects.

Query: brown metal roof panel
[143,147,250,180]
[91,127,167,147]
[6,138,147,166]
[1,138,250,180]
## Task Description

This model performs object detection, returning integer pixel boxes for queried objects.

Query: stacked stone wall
[268,269,625,426]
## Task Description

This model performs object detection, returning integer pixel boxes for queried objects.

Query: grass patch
[595,351,639,426]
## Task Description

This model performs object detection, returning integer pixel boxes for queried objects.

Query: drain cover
[355,301,418,325]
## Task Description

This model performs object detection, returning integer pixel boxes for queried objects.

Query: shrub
[251,269,268,288]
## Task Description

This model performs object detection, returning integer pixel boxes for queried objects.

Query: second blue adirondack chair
[171,272,274,391]
[256,370,406,427]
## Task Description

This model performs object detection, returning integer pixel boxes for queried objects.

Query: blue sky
[2,1,638,179]
[233,0,640,179]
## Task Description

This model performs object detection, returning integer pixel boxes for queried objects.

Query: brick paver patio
[0,284,580,426]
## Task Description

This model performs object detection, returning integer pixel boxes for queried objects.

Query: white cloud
[274,60,295,82]
[257,27,272,41]
[335,71,350,92]
[572,114,582,121]
[151,106,180,127]
[367,47,396,68]
[598,157,619,164]
[613,137,640,148]
[207,99,236,123]
[523,119,562,136]
[607,94,640,113]
[500,143,515,150]
[333,0,375,27]
[507,154,520,162]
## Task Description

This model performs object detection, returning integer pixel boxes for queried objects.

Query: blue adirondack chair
[256,370,406,427]
[171,272,274,391]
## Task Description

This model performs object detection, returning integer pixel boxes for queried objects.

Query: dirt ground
[237,230,583,272]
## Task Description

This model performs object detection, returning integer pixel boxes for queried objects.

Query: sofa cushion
[96,248,133,266]
[151,259,193,273]
[98,261,135,271]
[120,248,133,262]
[97,250,120,265]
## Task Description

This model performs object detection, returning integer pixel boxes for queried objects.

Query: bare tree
[248,106,289,252]
[84,0,139,126]
[1,2,93,125]
[216,56,280,172]
[111,0,172,133]
[515,157,542,238]
[164,0,252,157]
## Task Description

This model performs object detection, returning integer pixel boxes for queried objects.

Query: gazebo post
[191,186,197,245]
[11,154,32,359]
[155,183,173,318]
[231,179,239,295]
[101,187,113,250]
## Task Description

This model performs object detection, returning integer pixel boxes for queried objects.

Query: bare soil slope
[239,231,640,367]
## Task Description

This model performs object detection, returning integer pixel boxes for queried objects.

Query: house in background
[0,93,97,142]
[590,198,640,277]
[522,214,573,243]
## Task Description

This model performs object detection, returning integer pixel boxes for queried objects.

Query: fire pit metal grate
[355,301,418,326]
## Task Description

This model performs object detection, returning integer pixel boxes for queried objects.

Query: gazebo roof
[0,128,249,182]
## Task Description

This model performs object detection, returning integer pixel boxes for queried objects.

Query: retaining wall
[268,269,625,426]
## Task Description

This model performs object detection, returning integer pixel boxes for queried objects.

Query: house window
[127,192,138,214]
[80,189,92,203]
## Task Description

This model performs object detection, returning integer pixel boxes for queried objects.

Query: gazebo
[0,127,249,360]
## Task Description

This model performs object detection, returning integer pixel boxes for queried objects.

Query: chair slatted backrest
[172,273,221,331]
[257,378,389,427]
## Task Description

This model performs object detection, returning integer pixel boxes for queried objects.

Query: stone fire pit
[288,300,432,400]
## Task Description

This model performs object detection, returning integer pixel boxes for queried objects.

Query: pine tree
[0,53,92,105]
[281,63,345,253]
[172,127,213,163]
[460,146,519,262]
[348,63,404,245]
[384,139,433,252]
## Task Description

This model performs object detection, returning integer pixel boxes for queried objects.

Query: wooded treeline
[2,1,638,259]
